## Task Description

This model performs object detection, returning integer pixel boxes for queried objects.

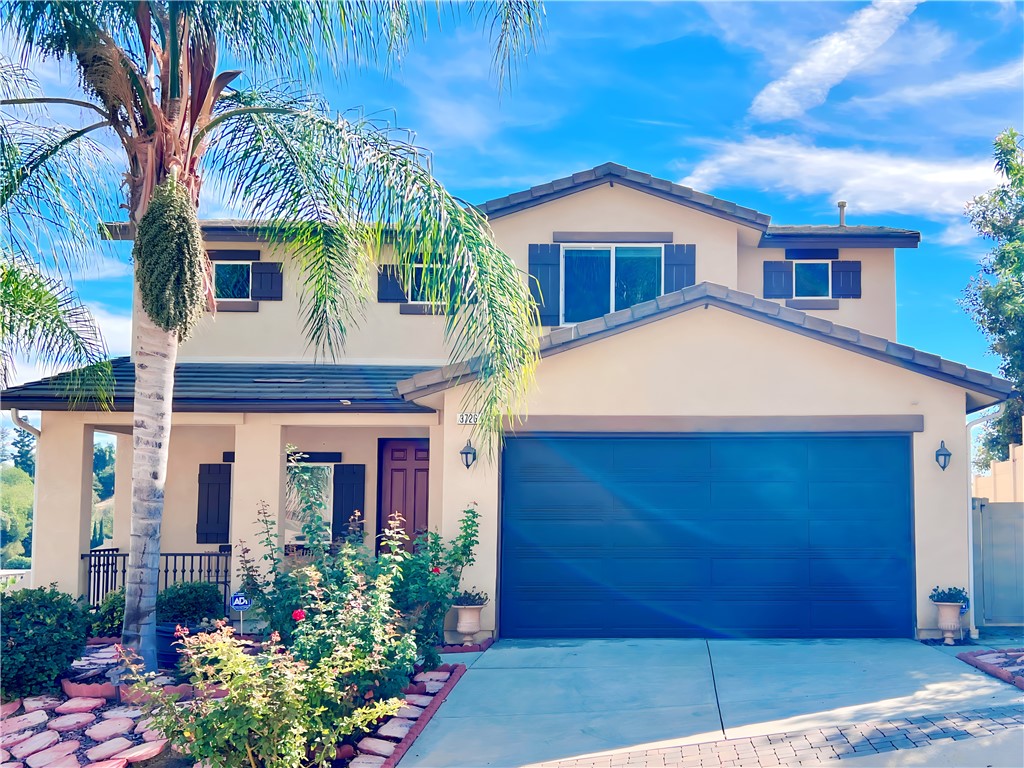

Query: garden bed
[436,637,493,654]
[957,647,1024,690]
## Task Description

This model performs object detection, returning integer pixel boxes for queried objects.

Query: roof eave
[758,232,921,249]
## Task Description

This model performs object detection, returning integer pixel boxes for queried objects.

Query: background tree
[93,441,116,500]
[2,1,543,668]
[0,425,11,462]
[11,428,34,477]
[1,464,33,568]
[964,128,1024,470]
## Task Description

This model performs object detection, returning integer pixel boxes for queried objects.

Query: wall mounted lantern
[935,441,952,471]
[460,439,477,469]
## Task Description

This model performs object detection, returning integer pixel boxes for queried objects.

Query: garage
[500,434,915,638]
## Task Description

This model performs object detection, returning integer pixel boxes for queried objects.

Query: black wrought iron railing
[81,548,232,614]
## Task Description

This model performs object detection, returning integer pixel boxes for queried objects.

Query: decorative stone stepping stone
[349,757,385,768]
[395,705,424,719]
[355,737,395,758]
[111,740,167,763]
[25,740,79,768]
[1,762,25,768]
[84,719,133,742]
[403,694,432,707]
[53,700,104,716]
[0,750,7,762]
[88,761,128,768]
[47,714,96,733]
[0,701,21,720]
[413,671,449,682]
[140,731,163,744]
[376,718,413,740]
[424,681,444,694]
[2,711,48,734]
[85,739,133,763]
[20,700,60,715]
[38,758,78,768]
[1,732,34,749]
[10,731,59,760]
[132,720,152,735]
[99,709,140,722]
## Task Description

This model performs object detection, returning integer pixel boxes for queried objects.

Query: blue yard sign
[230,592,252,612]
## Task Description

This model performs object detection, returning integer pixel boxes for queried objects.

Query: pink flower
[431,567,441,574]
[292,609,306,621]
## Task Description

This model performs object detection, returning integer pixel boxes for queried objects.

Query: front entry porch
[31,410,441,604]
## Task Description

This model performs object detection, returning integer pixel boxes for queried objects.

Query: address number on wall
[456,412,481,425]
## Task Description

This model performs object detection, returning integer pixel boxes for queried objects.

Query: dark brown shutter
[763,261,794,298]
[250,262,283,300]
[832,261,862,298]
[664,244,696,292]
[528,244,561,326]
[197,464,231,544]
[377,266,408,303]
[332,464,366,540]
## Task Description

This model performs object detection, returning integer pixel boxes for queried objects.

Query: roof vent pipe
[837,200,847,227]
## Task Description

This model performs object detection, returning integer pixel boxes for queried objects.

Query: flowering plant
[929,586,969,606]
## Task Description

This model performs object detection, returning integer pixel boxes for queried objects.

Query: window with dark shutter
[377,266,408,303]
[250,262,283,300]
[528,244,561,326]
[196,464,231,544]
[664,244,696,292]
[763,261,794,298]
[832,261,862,298]
[332,464,366,540]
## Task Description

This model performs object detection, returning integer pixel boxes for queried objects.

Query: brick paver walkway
[537,705,1024,767]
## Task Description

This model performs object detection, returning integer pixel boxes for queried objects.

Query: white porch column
[228,418,285,592]
[32,414,94,597]
[111,433,133,551]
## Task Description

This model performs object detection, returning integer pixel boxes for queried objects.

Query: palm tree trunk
[122,308,178,670]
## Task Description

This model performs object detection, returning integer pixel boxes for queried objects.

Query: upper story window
[793,261,830,298]
[214,262,251,300]
[563,245,663,324]
[763,255,861,303]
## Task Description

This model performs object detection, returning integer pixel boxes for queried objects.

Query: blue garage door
[500,434,914,638]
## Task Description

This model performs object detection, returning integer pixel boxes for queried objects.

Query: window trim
[559,244,665,325]
[213,260,253,302]
[793,260,832,299]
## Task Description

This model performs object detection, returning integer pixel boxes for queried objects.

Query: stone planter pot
[934,601,964,645]
[453,605,486,645]
[155,623,192,669]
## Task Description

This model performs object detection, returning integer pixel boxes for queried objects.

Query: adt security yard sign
[230,591,252,634]
[230,592,252,612]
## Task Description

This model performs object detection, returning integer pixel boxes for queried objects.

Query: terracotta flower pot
[453,605,486,645]
[934,601,964,645]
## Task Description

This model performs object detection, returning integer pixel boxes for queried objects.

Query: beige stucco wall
[737,246,898,339]
[973,442,1023,502]
[430,305,976,640]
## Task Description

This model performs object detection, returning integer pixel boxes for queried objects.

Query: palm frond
[202,87,539,447]
[0,252,112,403]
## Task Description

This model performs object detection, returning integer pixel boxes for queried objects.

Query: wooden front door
[378,439,429,547]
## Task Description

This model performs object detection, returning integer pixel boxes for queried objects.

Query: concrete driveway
[398,638,1023,768]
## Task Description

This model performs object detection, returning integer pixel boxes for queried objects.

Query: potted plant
[929,586,969,645]
[452,588,488,645]
[155,582,225,668]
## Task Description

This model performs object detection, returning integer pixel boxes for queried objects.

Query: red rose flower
[292,609,306,621]
[431,567,441,574]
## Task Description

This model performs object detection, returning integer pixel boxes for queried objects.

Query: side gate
[972,498,1024,626]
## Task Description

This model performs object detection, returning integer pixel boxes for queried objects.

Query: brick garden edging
[378,663,468,768]
[957,647,1024,690]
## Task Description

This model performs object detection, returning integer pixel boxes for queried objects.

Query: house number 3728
[457,412,480,425]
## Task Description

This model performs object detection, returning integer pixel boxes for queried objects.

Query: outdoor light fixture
[935,441,952,471]
[460,439,477,469]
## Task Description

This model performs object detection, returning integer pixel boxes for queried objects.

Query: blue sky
[5,0,1023,387]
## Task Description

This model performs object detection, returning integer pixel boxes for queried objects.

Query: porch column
[229,419,286,592]
[32,414,93,597]
[111,433,133,551]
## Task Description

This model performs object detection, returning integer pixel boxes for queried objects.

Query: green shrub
[929,586,969,606]
[453,588,488,606]
[90,587,125,638]
[1,554,31,570]
[156,581,225,625]
[1,585,88,700]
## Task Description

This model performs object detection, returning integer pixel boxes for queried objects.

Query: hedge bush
[90,587,125,638]
[156,581,225,625]
[1,585,88,700]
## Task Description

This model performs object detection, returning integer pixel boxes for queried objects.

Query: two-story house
[3,163,1013,640]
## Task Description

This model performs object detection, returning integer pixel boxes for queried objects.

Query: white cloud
[749,0,920,122]
[90,305,133,357]
[851,59,1024,110]
[681,136,997,222]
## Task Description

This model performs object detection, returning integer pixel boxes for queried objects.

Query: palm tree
[1,0,543,669]
[1,55,112,397]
